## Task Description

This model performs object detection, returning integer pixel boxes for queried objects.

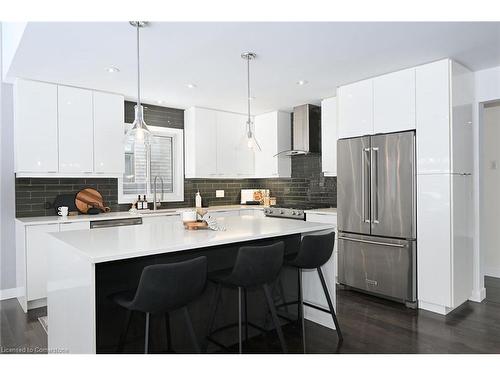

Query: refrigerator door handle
[362,147,371,223]
[371,147,379,224]
[338,235,408,248]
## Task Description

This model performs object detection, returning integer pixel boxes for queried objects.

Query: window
[119,124,184,204]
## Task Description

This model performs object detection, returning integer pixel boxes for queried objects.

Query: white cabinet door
[184,107,217,178]
[321,97,337,176]
[416,59,451,174]
[59,221,90,231]
[14,80,59,173]
[254,111,291,178]
[417,174,452,307]
[93,91,125,175]
[58,86,94,173]
[26,224,59,301]
[373,68,416,134]
[216,112,252,177]
[254,112,278,177]
[338,79,373,139]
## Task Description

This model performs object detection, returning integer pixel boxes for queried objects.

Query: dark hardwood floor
[2,287,500,354]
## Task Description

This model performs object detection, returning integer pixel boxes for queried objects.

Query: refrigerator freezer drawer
[338,233,416,302]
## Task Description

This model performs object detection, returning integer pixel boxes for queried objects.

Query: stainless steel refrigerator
[337,131,417,305]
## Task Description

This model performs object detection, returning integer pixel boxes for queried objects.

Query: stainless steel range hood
[275,104,321,157]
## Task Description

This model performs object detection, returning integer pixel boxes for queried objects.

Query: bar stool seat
[110,256,207,354]
[206,242,288,354]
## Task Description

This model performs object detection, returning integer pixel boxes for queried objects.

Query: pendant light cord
[246,56,252,133]
[136,23,141,109]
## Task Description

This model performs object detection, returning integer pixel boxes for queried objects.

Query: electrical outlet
[216,190,225,198]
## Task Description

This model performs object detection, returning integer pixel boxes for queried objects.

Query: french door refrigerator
[337,131,417,305]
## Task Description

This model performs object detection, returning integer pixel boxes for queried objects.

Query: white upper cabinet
[14,79,125,177]
[93,91,125,175]
[373,68,416,134]
[338,79,373,139]
[184,107,253,178]
[416,59,473,174]
[184,107,217,178]
[14,80,59,173]
[58,86,94,173]
[254,111,291,178]
[216,111,254,177]
[321,97,337,176]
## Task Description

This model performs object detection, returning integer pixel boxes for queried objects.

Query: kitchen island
[47,216,334,353]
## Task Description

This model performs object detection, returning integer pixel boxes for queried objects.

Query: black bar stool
[110,256,207,353]
[278,232,343,343]
[206,242,288,353]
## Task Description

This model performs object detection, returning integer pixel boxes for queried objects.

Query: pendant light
[241,52,261,152]
[125,21,153,146]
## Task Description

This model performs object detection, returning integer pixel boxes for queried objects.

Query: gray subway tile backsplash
[16,103,336,217]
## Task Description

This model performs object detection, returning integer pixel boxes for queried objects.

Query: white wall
[473,65,500,301]
[0,23,17,297]
[481,103,500,278]
[1,22,26,81]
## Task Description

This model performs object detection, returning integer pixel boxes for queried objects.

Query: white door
[373,68,416,133]
[58,86,94,173]
[417,174,452,307]
[416,59,451,174]
[338,79,373,139]
[14,80,59,173]
[26,224,60,301]
[93,91,125,175]
[321,97,337,176]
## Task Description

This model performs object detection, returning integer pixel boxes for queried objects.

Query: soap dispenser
[195,190,202,209]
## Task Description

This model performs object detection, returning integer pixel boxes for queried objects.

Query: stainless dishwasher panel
[338,232,416,303]
[90,217,143,229]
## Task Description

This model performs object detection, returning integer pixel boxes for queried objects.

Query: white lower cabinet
[303,212,338,330]
[25,224,60,302]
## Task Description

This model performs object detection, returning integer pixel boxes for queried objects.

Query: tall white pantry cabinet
[416,59,474,314]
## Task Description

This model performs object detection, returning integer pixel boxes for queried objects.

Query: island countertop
[49,216,334,264]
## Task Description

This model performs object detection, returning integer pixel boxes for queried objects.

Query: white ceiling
[6,22,500,114]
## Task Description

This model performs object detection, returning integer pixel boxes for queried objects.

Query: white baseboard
[0,287,20,301]
[484,268,500,279]
[469,287,486,302]
[418,300,455,315]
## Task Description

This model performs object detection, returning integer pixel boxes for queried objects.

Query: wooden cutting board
[75,188,111,214]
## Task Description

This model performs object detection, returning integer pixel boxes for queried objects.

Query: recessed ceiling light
[106,66,120,73]
[296,80,308,86]
[156,100,164,105]
[186,83,197,89]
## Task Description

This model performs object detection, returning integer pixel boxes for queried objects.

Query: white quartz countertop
[304,208,337,215]
[16,205,264,226]
[49,216,334,264]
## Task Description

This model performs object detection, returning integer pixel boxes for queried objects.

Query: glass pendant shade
[244,119,261,151]
[125,105,153,146]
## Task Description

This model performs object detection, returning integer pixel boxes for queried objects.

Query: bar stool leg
[144,312,150,354]
[117,310,132,353]
[205,283,222,352]
[298,268,306,353]
[244,288,249,343]
[297,268,302,323]
[238,287,243,354]
[263,284,288,353]
[164,312,172,352]
[182,306,201,353]
[317,267,343,342]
